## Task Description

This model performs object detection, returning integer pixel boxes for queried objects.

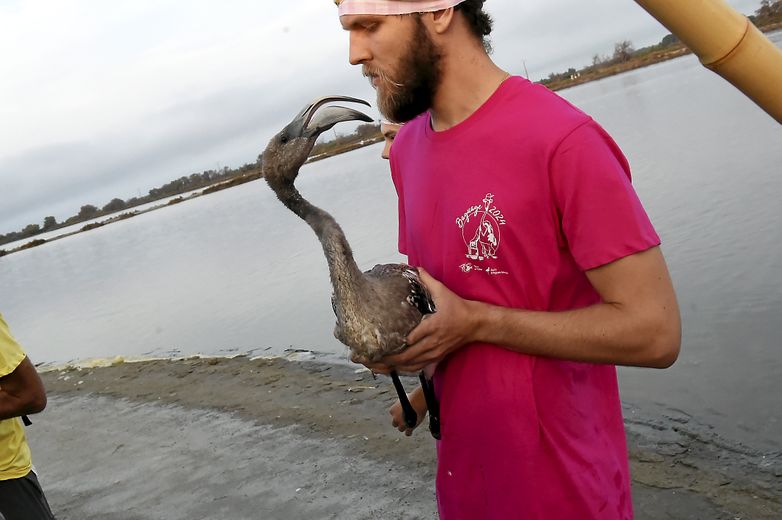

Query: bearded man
[337,1,681,518]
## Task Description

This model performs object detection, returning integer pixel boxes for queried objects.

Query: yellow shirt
[0,313,32,480]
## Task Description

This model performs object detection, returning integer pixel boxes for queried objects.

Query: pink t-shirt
[390,77,660,519]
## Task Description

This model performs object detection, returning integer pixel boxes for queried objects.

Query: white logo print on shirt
[455,193,509,276]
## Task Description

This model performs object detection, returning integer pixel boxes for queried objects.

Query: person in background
[379,120,430,437]
[337,0,680,517]
[380,121,401,160]
[0,314,56,520]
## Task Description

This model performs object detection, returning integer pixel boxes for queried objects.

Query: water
[1,143,403,365]
[557,30,782,452]
[3,32,781,453]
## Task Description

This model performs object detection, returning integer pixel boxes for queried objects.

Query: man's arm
[389,386,427,436]
[382,246,681,372]
[0,357,47,421]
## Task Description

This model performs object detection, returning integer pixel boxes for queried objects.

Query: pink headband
[336,0,467,16]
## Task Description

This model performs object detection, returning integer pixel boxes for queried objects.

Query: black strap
[22,415,32,426]
[390,370,418,429]
[419,372,441,440]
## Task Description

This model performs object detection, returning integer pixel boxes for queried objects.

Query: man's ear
[429,8,456,35]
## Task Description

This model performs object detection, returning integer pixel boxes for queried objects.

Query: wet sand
[27,356,781,519]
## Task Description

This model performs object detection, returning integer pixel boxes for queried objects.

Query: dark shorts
[0,471,56,520]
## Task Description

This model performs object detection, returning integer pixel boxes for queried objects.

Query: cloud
[0,0,766,232]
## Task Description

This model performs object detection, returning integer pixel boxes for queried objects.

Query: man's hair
[455,0,494,53]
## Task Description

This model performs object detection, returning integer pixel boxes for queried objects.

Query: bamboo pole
[634,0,782,123]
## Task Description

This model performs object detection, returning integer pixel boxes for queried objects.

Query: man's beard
[364,17,442,124]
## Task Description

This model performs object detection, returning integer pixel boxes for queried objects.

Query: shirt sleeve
[389,152,409,256]
[0,314,26,378]
[550,121,660,271]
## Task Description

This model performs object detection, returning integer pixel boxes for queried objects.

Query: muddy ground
[25,356,781,519]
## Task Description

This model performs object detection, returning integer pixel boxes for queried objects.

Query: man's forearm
[0,389,39,420]
[388,249,681,373]
[0,357,48,420]
[471,299,680,368]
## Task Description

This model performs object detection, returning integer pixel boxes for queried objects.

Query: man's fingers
[390,358,433,374]
[394,362,429,374]
[390,333,438,364]
[350,353,393,374]
[406,313,437,346]
[357,360,391,374]
[387,338,443,369]
[416,266,439,291]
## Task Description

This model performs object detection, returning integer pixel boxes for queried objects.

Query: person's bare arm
[0,357,47,420]
[381,246,680,372]
[389,386,427,436]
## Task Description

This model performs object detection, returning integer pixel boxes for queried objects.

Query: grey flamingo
[261,96,440,438]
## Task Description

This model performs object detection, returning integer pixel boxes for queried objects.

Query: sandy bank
[24,356,781,519]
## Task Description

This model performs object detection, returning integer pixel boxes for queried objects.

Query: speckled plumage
[262,97,434,366]
[333,263,434,365]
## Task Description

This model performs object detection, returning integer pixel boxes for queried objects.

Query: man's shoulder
[503,78,593,142]
[392,78,598,157]
[396,112,428,140]
[0,314,26,378]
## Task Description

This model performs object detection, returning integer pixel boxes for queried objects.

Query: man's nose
[349,31,371,65]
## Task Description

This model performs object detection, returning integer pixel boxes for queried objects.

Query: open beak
[288,96,373,138]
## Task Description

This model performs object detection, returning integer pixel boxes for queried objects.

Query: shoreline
[0,136,385,259]
[542,24,782,92]
[4,26,780,258]
[28,356,782,519]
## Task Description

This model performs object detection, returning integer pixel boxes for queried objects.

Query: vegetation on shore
[0,122,383,257]
[0,163,258,248]
[2,1,780,257]
[0,123,382,253]
[540,1,782,91]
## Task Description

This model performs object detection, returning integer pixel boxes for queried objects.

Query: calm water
[3,33,781,452]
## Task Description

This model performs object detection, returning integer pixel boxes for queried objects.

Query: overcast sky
[0,0,762,233]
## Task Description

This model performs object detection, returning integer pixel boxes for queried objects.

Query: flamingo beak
[287,96,373,139]
[303,105,374,138]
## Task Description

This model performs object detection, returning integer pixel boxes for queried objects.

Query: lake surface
[3,32,781,453]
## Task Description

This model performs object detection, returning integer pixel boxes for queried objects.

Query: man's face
[380,122,401,160]
[341,14,442,123]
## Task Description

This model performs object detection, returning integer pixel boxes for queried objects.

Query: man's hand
[382,268,479,373]
[349,352,393,374]
[350,268,479,374]
[389,386,427,436]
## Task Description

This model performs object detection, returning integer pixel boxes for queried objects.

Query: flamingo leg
[390,370,418,429]
[419,372,441,440]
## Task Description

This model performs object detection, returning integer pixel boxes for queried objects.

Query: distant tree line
[1,123,382,250]
[0,163,259,248]
[539,33,681,87]
[750,0,782,26]
[539,0,782,89]
[12,0,775,252]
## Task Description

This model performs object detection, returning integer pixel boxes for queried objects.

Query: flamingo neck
[270,180,365,303]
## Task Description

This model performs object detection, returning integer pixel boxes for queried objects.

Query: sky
[0,0,763,234]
